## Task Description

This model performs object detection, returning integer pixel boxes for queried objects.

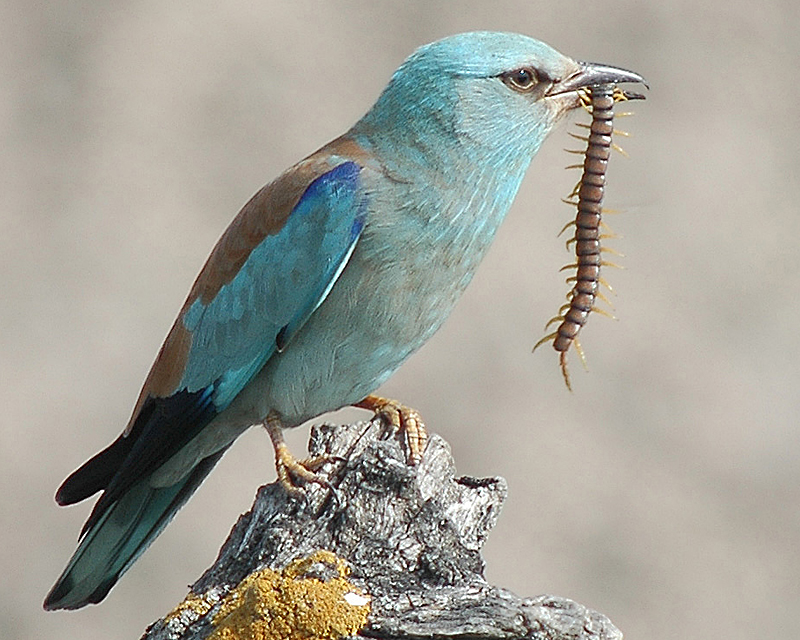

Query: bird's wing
[169,157,368,410]
[56,139,371,514]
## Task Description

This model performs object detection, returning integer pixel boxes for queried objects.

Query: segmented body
[555,85,614,347]
[534,84,618,390]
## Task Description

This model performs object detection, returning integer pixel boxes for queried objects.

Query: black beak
[549,61,648,99]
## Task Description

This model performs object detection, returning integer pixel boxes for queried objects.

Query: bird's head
[353,31,646,166]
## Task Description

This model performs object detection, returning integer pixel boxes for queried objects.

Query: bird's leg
[263,411,336,495]
[354,395,428,464]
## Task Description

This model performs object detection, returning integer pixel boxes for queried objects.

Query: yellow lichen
[164,590,217,626]
[208,550,371,640]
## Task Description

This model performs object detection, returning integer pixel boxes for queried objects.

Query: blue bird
[44,31,646,610]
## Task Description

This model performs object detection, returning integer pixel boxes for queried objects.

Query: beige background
[3,1,799,639]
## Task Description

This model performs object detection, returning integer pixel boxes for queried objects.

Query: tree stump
[141,419,621,640]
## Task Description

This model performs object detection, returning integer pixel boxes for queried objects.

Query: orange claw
[355,395,428,464]
[264,412,337,496]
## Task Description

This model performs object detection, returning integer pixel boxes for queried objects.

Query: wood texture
[141,419,621,640]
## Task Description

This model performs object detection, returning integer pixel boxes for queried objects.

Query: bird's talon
[355,395,429,465]
[274,450,341,506]
[297,454,334,473]
[266,414,338,498]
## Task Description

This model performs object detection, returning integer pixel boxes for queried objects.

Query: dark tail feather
[55,435,132,506]
[43,448,226,610]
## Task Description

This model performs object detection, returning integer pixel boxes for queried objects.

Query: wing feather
[58,146,371,509]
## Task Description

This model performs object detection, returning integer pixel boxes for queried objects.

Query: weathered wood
[142,419,621,640]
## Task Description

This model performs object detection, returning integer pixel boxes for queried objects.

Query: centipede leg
[559,351,572,391]
[536,83,624,389]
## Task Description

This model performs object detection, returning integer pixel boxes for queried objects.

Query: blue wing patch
[181,160,367,409]
[72,161,369,512]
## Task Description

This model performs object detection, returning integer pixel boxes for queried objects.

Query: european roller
[45,31,646,610]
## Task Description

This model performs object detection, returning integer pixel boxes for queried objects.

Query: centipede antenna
[612,88,631,102]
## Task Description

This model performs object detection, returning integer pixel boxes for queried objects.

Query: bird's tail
[43,449,225,610]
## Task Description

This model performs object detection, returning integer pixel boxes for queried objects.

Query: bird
[44,31,646,610]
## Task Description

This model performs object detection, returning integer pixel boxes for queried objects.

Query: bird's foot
[263,413,338,498]
[355,394,428,464]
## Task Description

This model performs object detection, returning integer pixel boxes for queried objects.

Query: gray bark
[141,419,621,640]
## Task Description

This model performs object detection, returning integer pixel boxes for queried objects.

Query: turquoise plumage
[45,31,645,610]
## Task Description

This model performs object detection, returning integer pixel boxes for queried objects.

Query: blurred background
[3,1,799,638]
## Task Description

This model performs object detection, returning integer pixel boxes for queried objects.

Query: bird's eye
[501,67,539,92]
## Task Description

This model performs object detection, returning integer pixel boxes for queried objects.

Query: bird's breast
[243,160,529,425]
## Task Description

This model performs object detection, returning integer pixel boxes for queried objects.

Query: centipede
[534,84,639,390]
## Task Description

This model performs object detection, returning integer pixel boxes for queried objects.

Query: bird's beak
[548,61,648,99]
